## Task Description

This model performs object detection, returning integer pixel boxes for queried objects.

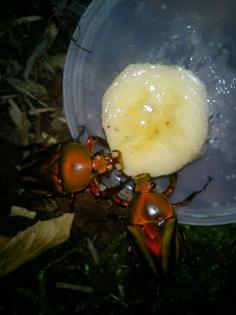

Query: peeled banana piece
[102,64,209,177]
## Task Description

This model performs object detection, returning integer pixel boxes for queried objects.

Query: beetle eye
[146,203,160,218]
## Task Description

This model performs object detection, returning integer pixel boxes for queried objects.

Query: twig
[38,248,81,298]
[110,294,128,308]
[24,96,38,115]
[10,205,36,219]
[11,16,42,26]
[24,22,58,79]
[8,78,49,107]
[0,94,18,101]
[28,108,55,115]
[56,282,93,293]
[86,237,99,265]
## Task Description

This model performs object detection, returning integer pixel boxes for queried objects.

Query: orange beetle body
[123,174,211,276]
[59,142,92,193]
[20,137,123,209]
[125,174,186,277]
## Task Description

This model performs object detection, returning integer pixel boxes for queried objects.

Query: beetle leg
[172,176,213,208]
[111,193,130,207]
[69,193,77,212]
[86,136,109,152]
[89,177,129,206]
[161,173,177,197]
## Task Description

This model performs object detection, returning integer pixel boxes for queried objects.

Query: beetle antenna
[76,125,86,141]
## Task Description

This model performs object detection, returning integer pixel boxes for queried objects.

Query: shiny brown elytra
[124,173,211,277]
[20,136,124,210]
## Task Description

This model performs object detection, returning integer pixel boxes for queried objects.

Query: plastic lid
[63,0,236,226]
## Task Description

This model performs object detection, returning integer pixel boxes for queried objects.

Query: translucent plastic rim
[63,0,236,226]
[63,0,111,139]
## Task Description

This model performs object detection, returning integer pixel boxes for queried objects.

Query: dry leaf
[28,107,55,115]
[0,236,11,248]
[8,98,23,129]
[24,22,59,79]
[8,78,47,98]
[0,213,74,278]
[48,53,65,70]
[11,16,42,26]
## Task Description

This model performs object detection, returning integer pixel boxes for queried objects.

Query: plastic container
[63,0,236,226]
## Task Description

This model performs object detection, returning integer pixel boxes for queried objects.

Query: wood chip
[56,282,93,293]
[28,107,55,115]
[10,205,36,219]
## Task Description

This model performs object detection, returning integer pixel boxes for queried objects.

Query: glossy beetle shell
[21,141,93,195]
[125,191,184,276]
[59,142,92,192]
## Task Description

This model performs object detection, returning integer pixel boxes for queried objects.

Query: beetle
[116,173,212,277]
[20,136,124,211]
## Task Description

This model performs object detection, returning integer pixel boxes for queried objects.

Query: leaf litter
[0,213,74,278]
[0,0,82,282]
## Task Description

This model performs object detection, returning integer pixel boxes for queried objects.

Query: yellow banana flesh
[102,64,208,177]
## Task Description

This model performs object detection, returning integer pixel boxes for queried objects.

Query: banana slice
[102,64,208,177]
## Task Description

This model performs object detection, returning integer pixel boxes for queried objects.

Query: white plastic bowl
[63,0,236,226]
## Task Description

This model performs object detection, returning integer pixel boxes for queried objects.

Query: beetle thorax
[127,192,174,226]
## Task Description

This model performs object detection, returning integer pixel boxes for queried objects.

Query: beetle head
[133,174,154,193]
[92,150,124,174]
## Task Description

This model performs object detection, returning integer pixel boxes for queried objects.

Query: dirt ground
[0,1,236,314]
